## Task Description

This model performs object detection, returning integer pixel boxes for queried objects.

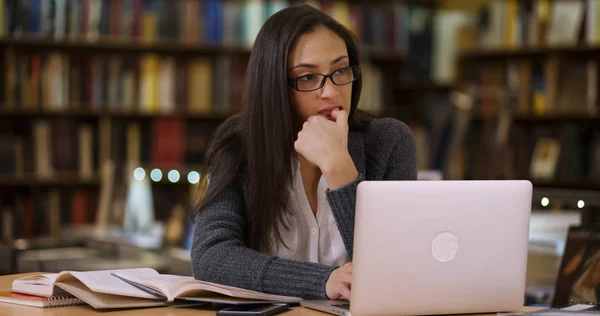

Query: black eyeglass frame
[287,65,360,92]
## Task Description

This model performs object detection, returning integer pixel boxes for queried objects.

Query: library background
[0,0,599,308]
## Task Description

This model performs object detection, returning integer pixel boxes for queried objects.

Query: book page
[14,273,59,286]
[11,273,64,297]
[56,281,167,310]
[112,272,303,303]
[57,268,160,299]
[41,274,60,283]
[180,280,302,302]
[112,272,194,301]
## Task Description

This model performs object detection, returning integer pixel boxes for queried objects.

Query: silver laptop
[301,180,532,316]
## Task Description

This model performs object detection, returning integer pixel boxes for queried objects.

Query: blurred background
[0,0,598,308]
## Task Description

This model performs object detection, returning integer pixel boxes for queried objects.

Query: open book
[11,268,301,309]
[111,270,303,305]
[12,268,160,299]
[11,268,171,309]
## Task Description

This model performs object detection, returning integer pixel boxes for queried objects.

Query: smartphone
[216,303,289,316]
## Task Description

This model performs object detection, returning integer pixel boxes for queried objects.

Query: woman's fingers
[339,283,351,301]
[326,262,353,300]
[339,272,352,285]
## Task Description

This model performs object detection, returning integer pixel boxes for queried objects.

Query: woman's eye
[298,74,316,81]
[334,67,349,75]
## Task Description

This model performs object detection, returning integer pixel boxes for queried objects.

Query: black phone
[216,303,289,316]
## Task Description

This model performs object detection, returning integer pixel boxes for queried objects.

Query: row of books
[0,0,430,53]
[461,122,600,185]
[410,98,600,185]
[0,188,98,240]
[0,181,195,244]
[479,0,600,48]
[2,50,246,114]
[0,118,214,180]
[1,49,386,115]
[0,119,95,180]
[464,57,600,117]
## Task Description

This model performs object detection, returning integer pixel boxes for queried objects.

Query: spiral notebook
[0,291,84,308]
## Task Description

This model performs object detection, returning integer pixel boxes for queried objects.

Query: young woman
[191,4,417,301]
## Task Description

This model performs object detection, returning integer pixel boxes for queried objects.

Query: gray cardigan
[191,117,418,299]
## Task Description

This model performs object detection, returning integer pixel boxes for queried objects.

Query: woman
[191,4,417,301]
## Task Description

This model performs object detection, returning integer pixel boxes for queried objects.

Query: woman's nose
[318,76,339,99]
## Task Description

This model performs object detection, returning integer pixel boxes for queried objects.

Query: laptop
[301,180,532,316]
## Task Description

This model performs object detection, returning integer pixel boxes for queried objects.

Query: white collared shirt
[270,162,349,266]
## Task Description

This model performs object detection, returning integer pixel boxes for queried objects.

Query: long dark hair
[197,4,372,253]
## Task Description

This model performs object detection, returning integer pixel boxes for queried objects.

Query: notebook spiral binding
[46,295,84,308]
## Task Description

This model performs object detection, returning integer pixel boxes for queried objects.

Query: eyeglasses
[287,65,360,92]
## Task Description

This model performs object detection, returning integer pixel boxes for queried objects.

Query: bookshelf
[471,114,600,125]
[0,108,235,120]
[0,0,440,257]
[459,45,600,61]
[446,0,600,198]
[0,37,408,60]
[0,37,252,55]
[0,175,101,187]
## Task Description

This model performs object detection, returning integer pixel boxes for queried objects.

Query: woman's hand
[294,109,349,170]
[326,262,352,300]
[294,109,358,189]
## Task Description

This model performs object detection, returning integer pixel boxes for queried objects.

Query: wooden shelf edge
[459,45,600,60]
[0,109,236,120]
[0,175,101,187]
[0,36,406,61]
[396,82,454,91]
[532,179,600,191]
[0,36,252,55]
[514,114,600,123]
[472,114,600,123]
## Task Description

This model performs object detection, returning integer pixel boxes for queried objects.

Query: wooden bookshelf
[0,175,101,187]
[395,82,453,92]
[459,45,600,61]
[512,114,600,123]
[532,180,600,192]
[447,0,600,193]
[0,108,235,120]
[533,187,600,208]
[0,37,406,62]
[0,37,251,55]
[359,47,406,62]
[472,114,600,124]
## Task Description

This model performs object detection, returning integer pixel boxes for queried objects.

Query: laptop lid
[350,180,532,316]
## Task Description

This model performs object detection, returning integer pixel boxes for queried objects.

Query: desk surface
[0,272,541,316]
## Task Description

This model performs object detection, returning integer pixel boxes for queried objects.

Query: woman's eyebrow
[289,55,349,71]
[330,55,348,64]
[290,63,318,71]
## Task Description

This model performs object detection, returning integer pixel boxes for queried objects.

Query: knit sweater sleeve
[191,171,337,299]
[325,119,418,259]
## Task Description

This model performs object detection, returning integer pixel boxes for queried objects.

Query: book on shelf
[10,268,301,310]
[530,137,561,180]
[477,0,593,48]
[0,291,84,308]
